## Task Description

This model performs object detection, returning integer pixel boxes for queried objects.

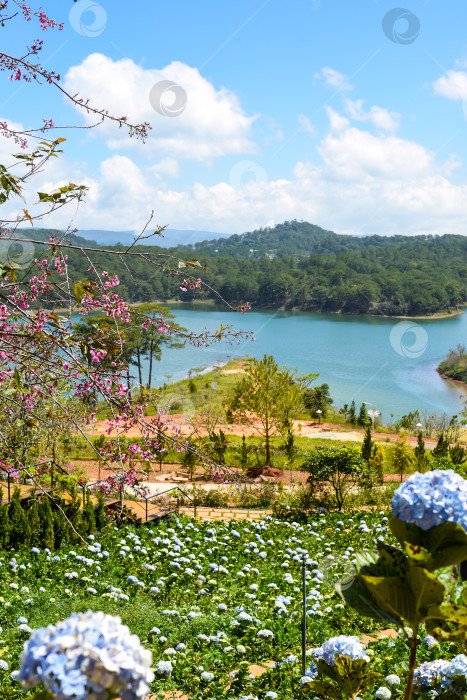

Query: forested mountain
[182,220,439,259]
[12,223,467,316]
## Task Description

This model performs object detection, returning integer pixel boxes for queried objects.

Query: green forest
[439,344,467,384]
[14,221,467,316]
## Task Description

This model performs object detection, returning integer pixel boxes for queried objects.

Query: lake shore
[153,300,466,320]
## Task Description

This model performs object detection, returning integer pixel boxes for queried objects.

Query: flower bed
[0,476,466,699]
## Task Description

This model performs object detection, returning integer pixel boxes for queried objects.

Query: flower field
[0,503,459,700]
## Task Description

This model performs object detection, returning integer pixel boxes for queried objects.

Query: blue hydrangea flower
[18,611,154,700]
[317,636,369,666]
[392,470,467,531]
[444,654,467,687]
[156,660,172,677]
[413,659,451,688]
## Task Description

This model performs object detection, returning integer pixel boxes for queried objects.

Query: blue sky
[4,0,467,236]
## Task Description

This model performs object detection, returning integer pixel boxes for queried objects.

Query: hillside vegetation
[439,344,467,384]
[14,221,467,316]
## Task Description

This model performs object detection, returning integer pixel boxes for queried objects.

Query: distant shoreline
[41,300,465,321]
[157,300,465,320]
[437,370,467,389]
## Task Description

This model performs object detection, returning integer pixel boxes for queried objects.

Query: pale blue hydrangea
[424,635,439,649]
[375,687,391,700]
[299,676,314,686]
[0,660,8,671]
[413,659,451,689]
[200,671,214,682]
[385,674,401,687]
[265,692,277,699]
[156,660,172,677]
[444,654,467,687]
[318,636,369,666]
[257,629,273,640]
[18,611,154,700]
[392,470,467,531]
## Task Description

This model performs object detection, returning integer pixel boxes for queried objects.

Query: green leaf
[426,603,467,625]
[427,522,467,568]
[389,516,421,546]
[307,680,342,700]
[361,575,417,626]
[407,567,445,610]
[338,574,401,624]
[13,367,21,389]
[404,542,434,569]
[74,282,85,305]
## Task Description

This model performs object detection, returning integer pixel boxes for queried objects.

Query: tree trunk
[148,340,154,388]
[136,348,143,386]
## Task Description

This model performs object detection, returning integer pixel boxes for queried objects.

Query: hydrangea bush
[1,481,467,700]
[18,611,154,700]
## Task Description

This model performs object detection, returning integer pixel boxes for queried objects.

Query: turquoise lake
[136,304,467,421]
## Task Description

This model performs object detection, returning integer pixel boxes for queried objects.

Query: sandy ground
[89,415,442,450]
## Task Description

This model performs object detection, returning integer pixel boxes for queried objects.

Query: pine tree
[392,434,415,482]
[369,444,385,483]
[95,492,107,531]
[39,497,55,550]
[348,400,357,425]
[8,488,31,548]
[361,425,375,462]
[358,403,370,427]
[414,432,428,472]
[449,444,467,466]
[0,501,10,548]
[82,492,96,535]
[27,499,41,545]
[53,509,69,548]
[433,432,450,459]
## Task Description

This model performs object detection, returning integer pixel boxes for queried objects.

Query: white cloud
[62,54,258,161]
[344,99,400,132]
[4,109,467,240]
[433,70,467,100]
[325,107,349,131]
[315,67,354,92]
[148,158,180,179]
[298,114,315,135]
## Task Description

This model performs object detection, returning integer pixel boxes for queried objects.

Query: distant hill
[75,228,227,248]
[182,220,437,259]
[11,221,467,317]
